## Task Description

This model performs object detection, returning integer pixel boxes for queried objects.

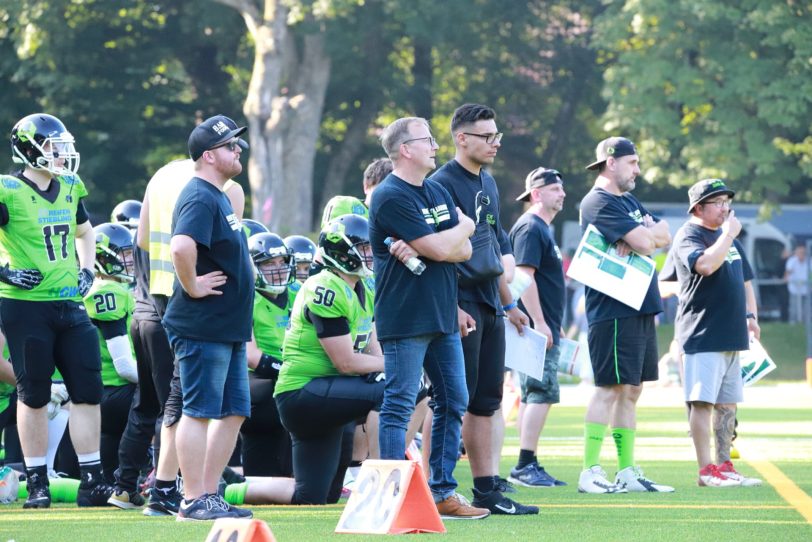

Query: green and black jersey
[83,278,135,387]
[0,174,88,302]
[251,281,301,370]
[276,269,374,395]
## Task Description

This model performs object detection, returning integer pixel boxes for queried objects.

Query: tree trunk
[218,0,331,235]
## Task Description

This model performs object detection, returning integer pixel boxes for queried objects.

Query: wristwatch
[746,312,757,321]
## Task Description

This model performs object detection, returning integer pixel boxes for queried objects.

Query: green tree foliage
[0,0,247,218]
[593,0,812,204]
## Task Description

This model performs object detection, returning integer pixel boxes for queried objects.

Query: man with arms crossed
[578,137,674,494]
[370,116,488,519]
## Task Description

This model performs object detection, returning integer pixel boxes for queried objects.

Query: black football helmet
[94,222,135,282]
[319,215,373,278]
[241,218,270,239]
[249,233,295,294]
[110,199,142,230]
[11,113,80,175]
[284,235,318,282]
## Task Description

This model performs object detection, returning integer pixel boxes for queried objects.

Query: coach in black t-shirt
[507,166,567,488]
[162,115,254,521]
[577,137,674,495]
[672,178,761,487]
[431,104,536,516]
[370,116,490,519]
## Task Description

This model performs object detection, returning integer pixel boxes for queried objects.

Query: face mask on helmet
[319,215,373,278]
[111,200,142,230]
[94,223,135,282]
[284,235,317,282]
[249,233,295,294]
[11,113,81,176]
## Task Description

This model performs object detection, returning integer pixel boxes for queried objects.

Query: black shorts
[1,298,102,407]
[587,314,658,387]
[459,300,505,416]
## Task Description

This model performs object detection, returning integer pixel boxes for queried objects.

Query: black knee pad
[17,381,51,409]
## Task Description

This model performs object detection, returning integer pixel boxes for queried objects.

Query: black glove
[0,263,43,290]
[78,268,94,297]
[254,353,282,379]
[364,372,385,383]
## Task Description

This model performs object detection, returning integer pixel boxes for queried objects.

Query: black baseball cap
[585,136,637,171]
[688,178,735,213]
[515,167,563,202]
[188,115,248,161]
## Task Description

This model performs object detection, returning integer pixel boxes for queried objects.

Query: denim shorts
[166,331,250,419]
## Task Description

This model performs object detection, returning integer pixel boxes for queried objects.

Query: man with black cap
[507,167,568,488]
[671,179,762,488]
[162,115,255,521]
[578,137,674,494]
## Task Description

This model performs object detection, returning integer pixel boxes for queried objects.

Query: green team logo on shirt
[726,245,742,263]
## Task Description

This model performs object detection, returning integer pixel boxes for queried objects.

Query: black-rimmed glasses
[463,132,503,144]
[402,136,437,146]
[702,199,731,209]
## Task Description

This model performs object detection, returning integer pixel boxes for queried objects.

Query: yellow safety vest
[147,159,195,296]
[146,161,241,296]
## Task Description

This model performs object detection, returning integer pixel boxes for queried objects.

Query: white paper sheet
[504,321,547,381]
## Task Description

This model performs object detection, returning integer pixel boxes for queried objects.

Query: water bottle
[384,237,426,275]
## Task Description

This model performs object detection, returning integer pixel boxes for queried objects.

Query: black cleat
[471,488,539,515]
[23,473,51,509]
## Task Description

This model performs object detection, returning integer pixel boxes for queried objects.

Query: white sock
[46,408,70,472]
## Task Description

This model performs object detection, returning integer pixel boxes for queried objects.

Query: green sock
[612,427,635,471]
[584,422,608,469]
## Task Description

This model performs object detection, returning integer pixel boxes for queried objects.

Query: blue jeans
[166,330,250,419]
[378,332,468,502]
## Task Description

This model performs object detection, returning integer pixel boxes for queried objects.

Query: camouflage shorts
[519,344,561,405]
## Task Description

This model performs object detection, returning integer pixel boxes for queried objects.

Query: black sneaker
[471,488,539,515]
[176,493,239,522]
[494,476,518,494]
[143,487,181,517]
[212,494,252,519]
[77,481,115,507]
[23,472,51,509]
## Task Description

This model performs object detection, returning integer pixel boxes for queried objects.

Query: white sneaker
[615,465,675,493]
[718,461,762,487]
[578,466,627,494]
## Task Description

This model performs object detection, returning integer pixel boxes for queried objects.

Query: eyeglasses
[402,136,437,146]
[702,199,731,209]
[462,132,503,144]
[211,138,242,152]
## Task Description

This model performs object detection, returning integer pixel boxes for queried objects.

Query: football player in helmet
[283,234,317,282]
[94,223,135,283]
[241,233,299,476]
[274,216,383,505]
[86,223,139,501]
[110,200,142,231]
[2,113,110,508]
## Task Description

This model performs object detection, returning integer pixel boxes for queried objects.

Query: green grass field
[2,401,811,542]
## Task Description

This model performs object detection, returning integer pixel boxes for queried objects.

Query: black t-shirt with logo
[509,212,565,345]
[369,174,460,340]
[579,187,663,323]
[163,178,254,342]
[672,222,753,354]
[430,160,511,312]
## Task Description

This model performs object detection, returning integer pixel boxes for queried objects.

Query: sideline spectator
[362,157,393,207]
[785,244,810,324]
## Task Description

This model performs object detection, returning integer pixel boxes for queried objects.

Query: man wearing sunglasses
[430,104,537,516]
[161,115,254,521]
[671,179,761,488]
